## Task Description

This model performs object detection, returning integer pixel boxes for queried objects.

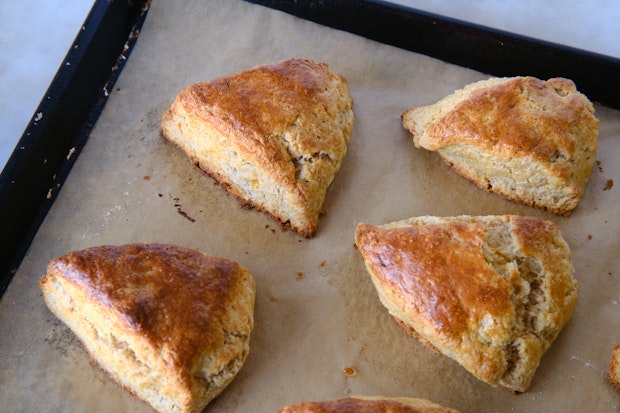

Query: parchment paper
[1,1,619,412]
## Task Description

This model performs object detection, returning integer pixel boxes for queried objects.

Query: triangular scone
[161,58,354,237]
[277,396,460,413]
[39,243,255,413]
[402,77,599,216]
[354,215,577,392]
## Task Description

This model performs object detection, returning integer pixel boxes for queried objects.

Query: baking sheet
[0,0,149,294]
[1,1,619,412]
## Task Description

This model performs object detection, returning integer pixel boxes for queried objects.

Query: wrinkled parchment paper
[1,1,619,412]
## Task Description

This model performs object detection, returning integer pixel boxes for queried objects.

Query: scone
[161,58,355,237]
[39,243,256,413]
[608,344,620,392]
[402,76,599,216]
[277,396,460,412]
[354,215,577,392]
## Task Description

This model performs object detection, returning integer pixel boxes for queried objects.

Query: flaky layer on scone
[277,396,460,413]
[355,215,578,392]
[39,243,256,413]
[402,76,599,216]
[161,58,354,237]
[608,344,620,392]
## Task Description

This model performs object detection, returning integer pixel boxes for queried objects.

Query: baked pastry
[354,215,577,392]
[161,58,354,237]
[608,344,620,392]
[402,76,599,216]
[39,243,256,413]
[277,396,460,412]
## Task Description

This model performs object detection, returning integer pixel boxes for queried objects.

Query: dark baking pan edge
[246,0,620,110]
[0,0,151,298]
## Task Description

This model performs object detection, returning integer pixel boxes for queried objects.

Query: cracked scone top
[161,58,354,237]
[402,76,599,216]
[355,215,577,392]
[39,243,256,413]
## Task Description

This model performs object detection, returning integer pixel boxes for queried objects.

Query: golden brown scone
[354,215,577,392]
[161,58,354,237]
[608,344,620,392]
[39,243,256,413]
[277,396,460,412]
[402,76,599,216]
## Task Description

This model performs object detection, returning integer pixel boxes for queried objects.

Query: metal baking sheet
[0,0,150,295]
[1,1,619,412]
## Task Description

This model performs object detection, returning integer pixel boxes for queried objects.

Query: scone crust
[277,396,460,413]
[402,77,599,215]
[40,243,255,413]
[161,58,354,237]
[608,344,620,392]
[355,215,577,392]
